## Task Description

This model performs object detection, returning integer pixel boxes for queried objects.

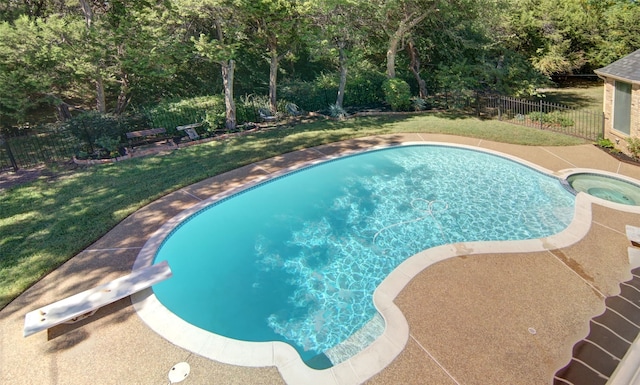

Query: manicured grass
[498,81,605,140]
[0,113,588,309]
[541,80,604,111]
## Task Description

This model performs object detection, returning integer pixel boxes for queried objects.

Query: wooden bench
[23,261,172,337]
[125,127,171,147]
[176,123,202,140]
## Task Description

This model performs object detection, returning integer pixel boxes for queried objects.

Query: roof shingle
[595,49,640,84]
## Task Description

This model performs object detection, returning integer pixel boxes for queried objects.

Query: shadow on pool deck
[2,133,640,385]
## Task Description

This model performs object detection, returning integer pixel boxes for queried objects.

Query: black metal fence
[478,95,604,141]
[0,92,604,173]
[0,126,78,172]
[420,91,603,141]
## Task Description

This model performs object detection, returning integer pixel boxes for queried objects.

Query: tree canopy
[0,0,638,128]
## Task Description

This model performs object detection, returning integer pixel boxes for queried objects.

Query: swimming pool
[149,144,576,368]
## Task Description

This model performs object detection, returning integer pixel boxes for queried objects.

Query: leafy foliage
[596,137,615,149]
[65,111,151,157]
[627,137,640,159]
[382,78,412,111]
[144,96,226,134]
[0,0,639,129]
[527,110,575,128]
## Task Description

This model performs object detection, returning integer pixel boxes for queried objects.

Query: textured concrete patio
[2,133,640,385]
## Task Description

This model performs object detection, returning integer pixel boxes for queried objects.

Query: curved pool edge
[131,142,640,385]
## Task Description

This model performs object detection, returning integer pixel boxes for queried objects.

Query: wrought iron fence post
[0,134,19,172]
[539,99,543,130]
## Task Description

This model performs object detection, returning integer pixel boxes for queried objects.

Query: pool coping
[131,141,640,385]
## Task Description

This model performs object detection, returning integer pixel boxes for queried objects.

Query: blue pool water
[152,145,575,366]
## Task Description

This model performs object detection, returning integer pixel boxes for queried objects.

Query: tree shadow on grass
[427,110,476,120]
[539,91,601,109]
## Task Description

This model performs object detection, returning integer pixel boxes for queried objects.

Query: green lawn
[494,80,605,140]
[0,113,589,309]
[541,79,604,111]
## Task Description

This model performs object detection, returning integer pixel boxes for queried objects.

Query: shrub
[144,95,226,134]
[596,137,615,149]
[279,70,386,112]
[237,94,291,119]
[382,78,412,111]
[236,103,258,124]
[527,110,574,128]
[627,137,640,159]
[144,94,299,136]
[279,78,337,112]
[411,97,427,111]
[65,111,148,157]
[329,103,347,119]
[527,111,546,123]
[343,71,386,107]
[548,110,574,127]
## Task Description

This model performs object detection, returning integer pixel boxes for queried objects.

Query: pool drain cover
[168,362,190,384]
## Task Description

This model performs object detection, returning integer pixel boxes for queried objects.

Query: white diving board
[626,225,640,247]
[24,261,172,337]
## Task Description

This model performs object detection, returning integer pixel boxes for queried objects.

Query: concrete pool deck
[2,133,640,384]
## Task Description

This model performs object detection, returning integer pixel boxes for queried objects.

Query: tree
[308,0,368,108]
[240,0,307,113]
[0,16,47,126]
[401,0,483,96]
[592,1,640,67]
[499,0,604,76]
[76,0,109,112]
[364,0,439,79]
[100,1,181,113]
[176,0,241,130]
[0,14,82,126]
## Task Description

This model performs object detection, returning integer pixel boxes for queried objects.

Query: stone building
[594,49,640,153]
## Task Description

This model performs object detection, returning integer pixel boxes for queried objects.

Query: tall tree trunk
[336,42,348,109]
[407,39,428,98]
[56,101,72,122]
[386,33,400,79]
[269,50,278,113]
[385,13,429,78]
[212,18,236,129]
[96,75,106,113]
[115,70,130,115]
[222,59,236,130]
[79,0,106,113]
[114,45,130,115]
[78,0,93,28]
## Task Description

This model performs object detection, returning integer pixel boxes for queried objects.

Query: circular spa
[566,173,640,206]
[147,144,577,370]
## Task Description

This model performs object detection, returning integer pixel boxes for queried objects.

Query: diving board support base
[629,247,640,270]
[23,261,172,337]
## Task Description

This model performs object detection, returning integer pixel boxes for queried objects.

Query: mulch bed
[596,145,640,166]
